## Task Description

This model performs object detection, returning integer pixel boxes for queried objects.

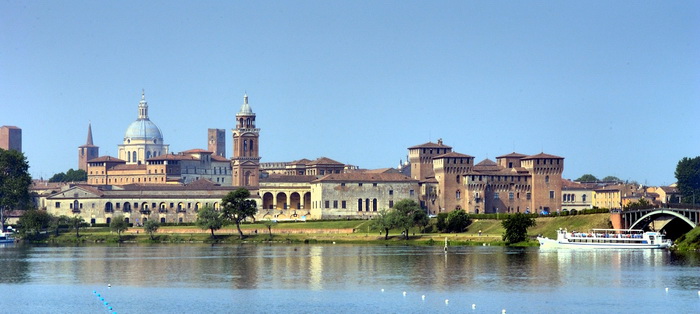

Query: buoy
[97,294,101,297]
[472,304,476,309]
[108,307,113,310]
[93,291,96,294]
[502,309,506,314]
[381,288,384,293]
[403,291,407,297]
[421,295,425,301]
[100,298,104,301]
[108,284,111,288]
[445,299,449,305]
[697,290,699,296]
[332,242,336,244]
[665,287,669,293]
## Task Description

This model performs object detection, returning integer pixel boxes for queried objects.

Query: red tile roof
[496,152,528,159]
[307,157,344,165]
[522,153,564,159]
[88,156,126,163]
[408,141,452,149]
[313,172,416,183]
[434,152,474,158]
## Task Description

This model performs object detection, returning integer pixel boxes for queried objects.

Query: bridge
[611,207,700,240]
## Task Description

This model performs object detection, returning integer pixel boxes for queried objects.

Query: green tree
[501,213,536,244]
[436,212,448,232]
[0,148,33,229]
[413,209,429,233]
[261,219,277,239]
[446,209,470,233]
[575,174,598,182]
[110,215,129,241]
[69,216,87,237]
[17,209,52,239]
[221,188,258,239]
[602,176,621,182]
[49,215,70,236]
[49,168,87,183]
[371,209,396,240]
[143,220,160,240]
[393,199,422,240]
[624,198,655,210]
[675,156,700,204]
[196,205,224,238]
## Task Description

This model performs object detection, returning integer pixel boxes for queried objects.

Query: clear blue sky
[1,1,698,185]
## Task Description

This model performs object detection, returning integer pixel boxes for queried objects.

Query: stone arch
[159,202,167,213]
[629,210,697,230]
[276,192,288,210]
[105,202,113,212]
[303,192,311,210]
[290,192,301,210]
[262,192,274,210]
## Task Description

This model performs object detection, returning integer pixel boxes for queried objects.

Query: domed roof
[124,119,163,141]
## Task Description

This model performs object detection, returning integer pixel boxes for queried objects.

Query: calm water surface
[1,244,699,313]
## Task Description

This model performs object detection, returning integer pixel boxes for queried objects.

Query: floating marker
[97,294,101,297]
[402,291,406,296]
[108,307,113,310]
[665,287,669,293]
[445,299,449,305]
[421,295,425,301]
[502,309,506,314]
[381,289,384,293]
[93,291,96,294]
[100,298,104,301]
[472,304,476,309]
[104,302,108,305]
[108,284,112,288]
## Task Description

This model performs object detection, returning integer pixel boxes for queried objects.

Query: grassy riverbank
[33,213,612,246]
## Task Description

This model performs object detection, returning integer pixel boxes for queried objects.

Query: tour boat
[0,230,14,244]
[537,228,671,249]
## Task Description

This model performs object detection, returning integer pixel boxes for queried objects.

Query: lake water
[0,244,699,313]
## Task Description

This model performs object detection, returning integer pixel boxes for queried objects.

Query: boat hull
[537,236,671,249]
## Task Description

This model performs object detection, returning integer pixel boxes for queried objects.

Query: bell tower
[231,93,261,187]
[78,123,99,171]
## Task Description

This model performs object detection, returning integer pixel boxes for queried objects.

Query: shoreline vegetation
[23,213,614,247]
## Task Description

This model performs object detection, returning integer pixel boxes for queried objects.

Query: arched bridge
[613,207,700,240]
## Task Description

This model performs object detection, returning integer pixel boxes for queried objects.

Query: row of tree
[574,174,622,182]
[48,168,87,182]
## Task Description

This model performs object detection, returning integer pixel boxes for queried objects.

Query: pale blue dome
[124,119,163,142]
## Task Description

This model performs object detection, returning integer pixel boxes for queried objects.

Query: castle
[40,91,565,224]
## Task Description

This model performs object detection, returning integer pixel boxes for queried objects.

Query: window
[325,201,329,209]
[456,175,460,183]
[409,190,415,196]
[342,201,346,209]
[509,192,514,200]
[389,190,393,195]
[456,190,461,200]
[526,193,531,200]
[545,175,550,183]
[494,193,499,200]
[389,200,394,208]
[358,199,363,211]
[359,183,363,187]
[373,183,377,187]
[550,190,555,199]
[341,183,346,187]
[333,200,338,209]
[372,199,378,211]
[582,194,587,202]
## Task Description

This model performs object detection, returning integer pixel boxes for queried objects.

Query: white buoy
[108,284,111,288]
[445,299,449,305]
[381,288,384,293]
[421,295,425,301]
[472,304,476,309]
[402,291,407,297]
[502,309,506,314]
[332,242,336,244]
[697,290,700,296]
[665,287,669,293]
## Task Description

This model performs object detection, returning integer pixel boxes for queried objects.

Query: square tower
[208,128,226,158]
[0,125,22,152]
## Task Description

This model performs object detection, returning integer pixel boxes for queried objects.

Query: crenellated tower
[231,93,261,187]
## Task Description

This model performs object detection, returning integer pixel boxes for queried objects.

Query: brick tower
[231,94,261,187]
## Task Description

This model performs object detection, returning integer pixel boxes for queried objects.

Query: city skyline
[2,1,698,185]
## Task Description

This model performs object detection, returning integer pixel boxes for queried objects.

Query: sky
[1,1,698,186]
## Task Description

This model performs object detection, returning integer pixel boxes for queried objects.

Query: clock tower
[231,94,261,187]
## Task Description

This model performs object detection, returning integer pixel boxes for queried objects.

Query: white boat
[537,228,671,249]
[0,230,14,244]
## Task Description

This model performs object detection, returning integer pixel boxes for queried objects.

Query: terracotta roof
[313,172,417,183]
[261,174,317,183]
[148,154,197,161]
[363,168,399,174]
[182,149,212,154]
[408,141,452,149]
[658,186,678,193]
[307,157,344,165]
[496,152,528,159]
[561,179,590,189]
[434,152,474,159]
[210,155,228,162]
[88,156,126,163]
[472,159,502,172]
[521,153,564,160]
[289,158,312,165]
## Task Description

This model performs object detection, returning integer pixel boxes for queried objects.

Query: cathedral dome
[124,119,163,142]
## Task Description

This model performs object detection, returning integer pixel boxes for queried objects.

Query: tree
[413,209,429,233]
[49,215,70,236]
[624,198,654,211]
[110,215,129,241]
[602,176,621,182]
[675,156,700,204]
[575,174,598,182]
[393,199,422,240]
[196,205,224,238]
[17,209,52,239]
[0,148,32,230]
[143,220,160,240]
[371,210,396,240]
[501,213,536,244]
[445,209,470,233]
[221,188,258,239]
[436,212,449,232]
[48,168,87,183]
[261,219,277,239]
[69,216,87,237]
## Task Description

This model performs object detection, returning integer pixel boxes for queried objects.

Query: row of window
[563,193,587,202]
[59,201,219,212]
